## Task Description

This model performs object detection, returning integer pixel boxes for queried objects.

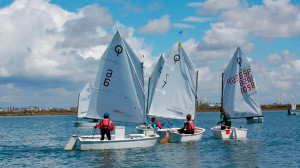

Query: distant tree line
[197,103,295,112]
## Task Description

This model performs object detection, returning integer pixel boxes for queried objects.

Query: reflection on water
[92,150,126,167]
[185,142,201,168]
[223,140,260,167]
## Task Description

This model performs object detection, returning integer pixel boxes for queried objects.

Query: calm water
[0,111,299,167]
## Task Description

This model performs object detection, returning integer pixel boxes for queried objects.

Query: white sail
[77,83,92,118]
[86,31,145,124]
[123,40,145,114]
[291,96,296,111]
[148,42,196,120]
[146,55,165,113]
[123,39,144,87]
[223,47,262,117]
[181,47,197,91]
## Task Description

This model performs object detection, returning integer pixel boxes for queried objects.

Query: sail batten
[223,47,262,118]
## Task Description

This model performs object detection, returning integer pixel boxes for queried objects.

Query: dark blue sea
[0,111,299,167]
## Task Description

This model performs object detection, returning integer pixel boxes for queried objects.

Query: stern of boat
[168,127,205,142]
[211,126,247,139]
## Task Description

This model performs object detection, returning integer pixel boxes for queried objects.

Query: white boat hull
[156,127,205,142]
[211,126,247,139]
[288,112,299,115]
[288,111,299,115]
[74,134,159,150]
[246,117,264,124]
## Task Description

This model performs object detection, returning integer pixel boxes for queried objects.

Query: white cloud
[197,66,223,103]
[267,54,282,66]
[172,23,195,29]
[181,23,254,65]
[250,50,300,103]
[181,0,300,66]
[0,0,111,81]
[56,4,113,48]
[138,15,171,34]
[197,0,240,15]
[267,50,297,66]
[0,0,154,107]
[220,0,300,38]
[182,16,212,23]
[0,0,151,82]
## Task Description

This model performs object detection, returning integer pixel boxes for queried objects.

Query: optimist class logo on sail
[226,66,257,95]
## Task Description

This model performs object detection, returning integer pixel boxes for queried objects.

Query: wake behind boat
[65,31,159,150]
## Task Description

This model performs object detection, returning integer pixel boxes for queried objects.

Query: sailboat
[141,42,205,142]
[73,83,96,127]
[288,96,299,115]
[211,47,259,139]
[225,47,263,123]
[136,55,165,135]
[65,31,159,150]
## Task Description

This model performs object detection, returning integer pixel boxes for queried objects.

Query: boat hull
[288,111,299,115]
[246,117,264,124]
[211,126,247,139]
[75,134,159,150]
[156,127,205,142]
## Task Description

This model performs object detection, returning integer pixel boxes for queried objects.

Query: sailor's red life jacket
[155,121,163,129]
[186,120,195,132]
[95,119,114,131]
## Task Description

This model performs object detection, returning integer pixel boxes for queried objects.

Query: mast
[144,63,148,136]
[194,71,199,125]
[146,77,151,115]
[76,93,80,123]
[221,73,224,108]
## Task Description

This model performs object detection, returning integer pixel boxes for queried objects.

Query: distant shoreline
[197,104,293,112]
[197,108,288,112]
[0,107,290,117]
[0,110,76,117]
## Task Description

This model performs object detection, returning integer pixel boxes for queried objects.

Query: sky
[0,0,300,108]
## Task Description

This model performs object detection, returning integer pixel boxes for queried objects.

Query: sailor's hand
[215,122,219,125]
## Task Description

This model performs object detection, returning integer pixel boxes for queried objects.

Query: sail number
[240,80,256,94]
[226,67,252,84]
[103,69,113,87]
[226,67,256,94]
